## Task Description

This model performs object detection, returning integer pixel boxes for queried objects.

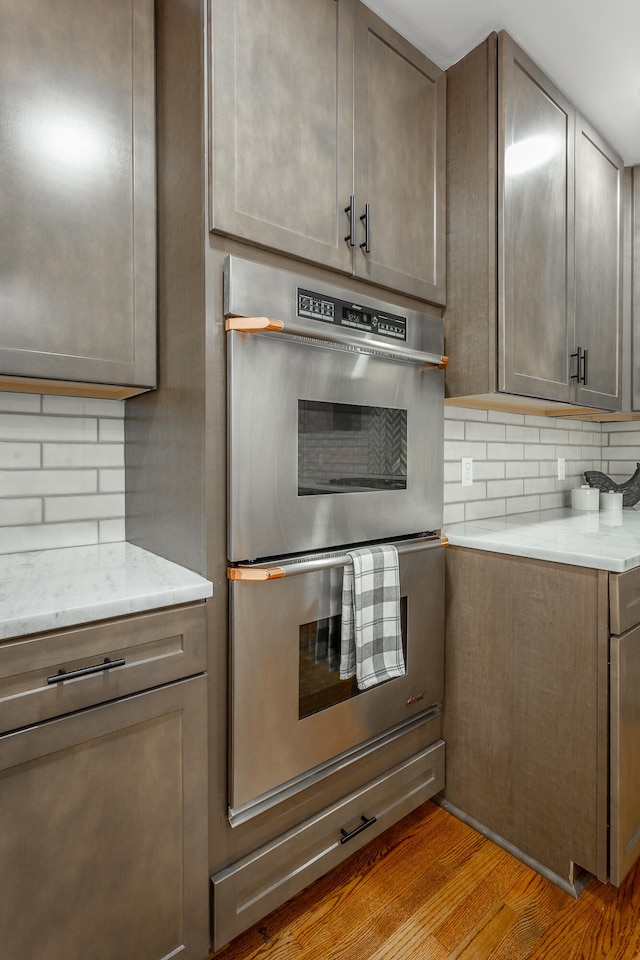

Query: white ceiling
[362,0,640,165]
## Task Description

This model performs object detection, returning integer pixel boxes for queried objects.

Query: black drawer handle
[47,657,126,685]
[339,814,377,845]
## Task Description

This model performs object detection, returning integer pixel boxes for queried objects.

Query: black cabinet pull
[339,813,377,844]
[570,347,589,385]
[581,347,589,385]
[359,203,371,253]
[47,657,125,685]
[344,195,356,246]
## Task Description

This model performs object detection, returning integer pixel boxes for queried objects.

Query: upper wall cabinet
[0,0,156,398]
[210,0,446,305]
[446,32,623,412]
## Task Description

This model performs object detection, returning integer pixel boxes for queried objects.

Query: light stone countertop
[0,542,213,641]
[443,506,640,573]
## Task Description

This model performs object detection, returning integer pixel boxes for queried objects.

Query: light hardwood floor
[207,800,640,959]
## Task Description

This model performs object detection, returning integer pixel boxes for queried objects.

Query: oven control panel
[297,288,407,341]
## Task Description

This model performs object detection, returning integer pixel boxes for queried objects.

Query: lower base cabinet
[0,675,209,960]
[443,546,640,893]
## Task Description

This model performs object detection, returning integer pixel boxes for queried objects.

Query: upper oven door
[228,330,443,560]
[225,258,444,562]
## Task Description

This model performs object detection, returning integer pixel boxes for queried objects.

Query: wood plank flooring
[206,801,640,960]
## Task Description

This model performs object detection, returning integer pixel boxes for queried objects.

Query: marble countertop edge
[0,542,213,641]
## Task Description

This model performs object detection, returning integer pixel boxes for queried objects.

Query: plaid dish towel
[340,544,405,690]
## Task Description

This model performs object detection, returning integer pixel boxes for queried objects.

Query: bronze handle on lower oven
[47,657,125,684]
[339,814,377,844]
[227,566,285,581]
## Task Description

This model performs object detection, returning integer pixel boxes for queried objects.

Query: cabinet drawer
[211,739,445,950]
[610,568,640,634]
[0,603,206,734]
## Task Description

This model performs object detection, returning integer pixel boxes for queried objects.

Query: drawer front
[610,568,640,635]
[211,739,445,951]
[0,603,207,734]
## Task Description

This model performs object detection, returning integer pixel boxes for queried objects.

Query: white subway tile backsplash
[45,493,125,523]
[506,494,540,514]
[0,397,126,553]
[0,414,97,444]
[0,442,41,469]
[42,395,125,418]
[0,521,98,555]
[43,443,124,469]
[99,418,125,443]
[99,469,125,493]
[0,470,97,498]
[0,392,41,414]
[444,407,605,523]
[99,518,126,542]
[506,461,538,478]
[486,478,524,499]
[524,444,556,460]
[466,421,506,442]
[465,498,506,521]
[506,425,540,443]
[488,442,524,460]
[444,419,465,440]
[0,498,42,525]
[444,440,487,461]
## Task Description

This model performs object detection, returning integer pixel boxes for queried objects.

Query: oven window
[299,598,408,719]
[298,400,407,495]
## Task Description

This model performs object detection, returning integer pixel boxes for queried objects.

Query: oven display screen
[297,288,407,341]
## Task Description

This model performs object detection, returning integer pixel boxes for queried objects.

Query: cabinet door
[0,677,209,960]
[634,168,640,410]
[498,32,575,402]
[610,625,640,885]
[353,5,446,304]
[0,0,156,394]
[573,118,623,410]
[210,0,354,274]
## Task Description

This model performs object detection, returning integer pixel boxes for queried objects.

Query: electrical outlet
[557,457,566,480]
[461,457,473,487]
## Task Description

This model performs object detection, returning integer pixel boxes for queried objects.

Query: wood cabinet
[209,0,445,304]
[0,0,156,399]
[443,546,640,893]
[446,31,622,412]
[0,605,209,960]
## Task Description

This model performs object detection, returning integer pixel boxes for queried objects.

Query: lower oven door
[228,537,444,818]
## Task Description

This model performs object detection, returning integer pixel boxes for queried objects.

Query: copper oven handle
[228,537,444,582]
[227,567,285,581]
[225,316,284,333]
[225,315,445,368]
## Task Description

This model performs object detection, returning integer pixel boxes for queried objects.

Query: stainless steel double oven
[225,256,446,823]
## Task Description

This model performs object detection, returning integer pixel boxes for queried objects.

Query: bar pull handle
[359,203,371,253]
[570,348,581,381]
[228,566,285,581]
[226,316,284,333]
[570,347,589,385]
[47,657,125,685]
[344,195,356,246]
[581,348,589,385]
[340,814,377,844]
